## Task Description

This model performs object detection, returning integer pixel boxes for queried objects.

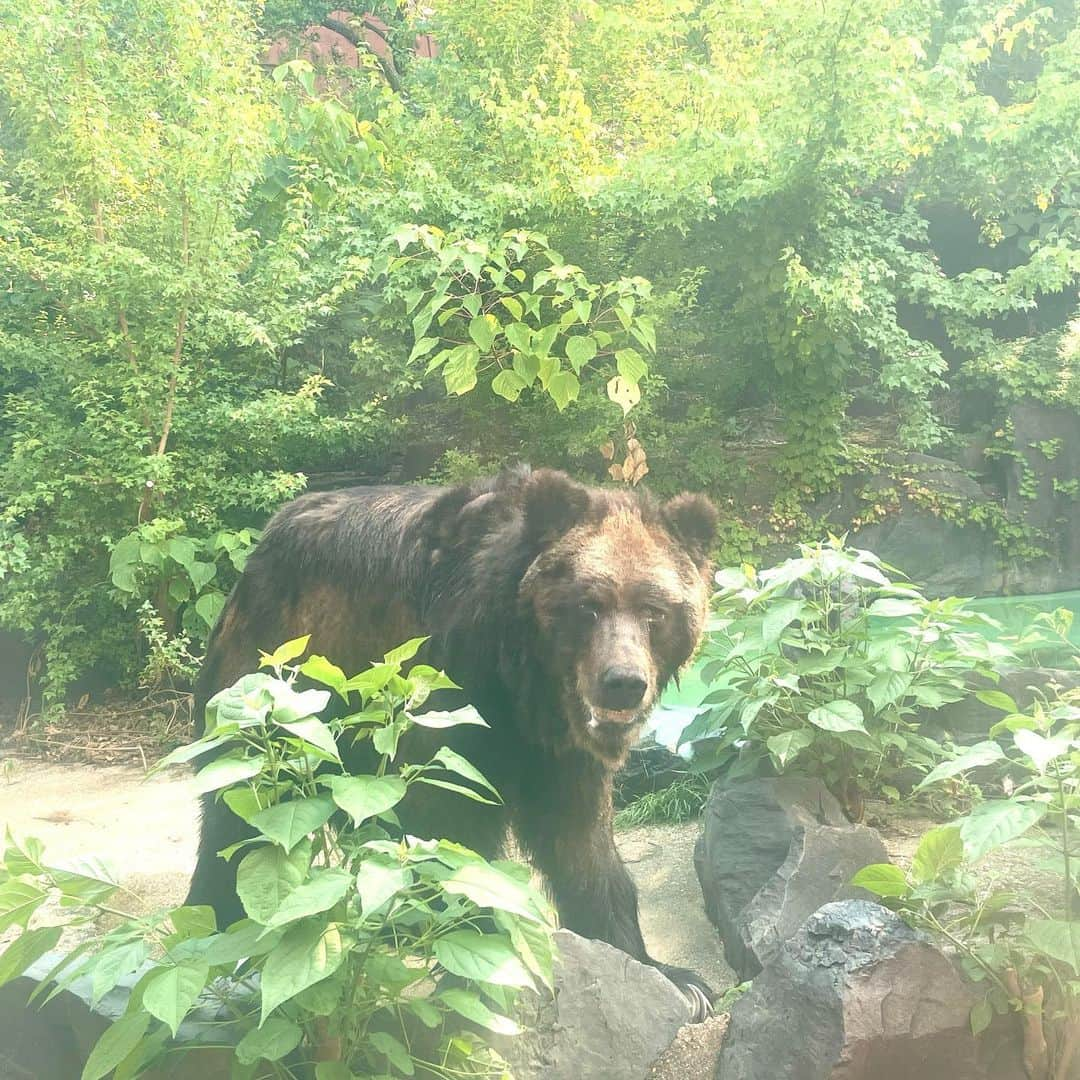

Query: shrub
[855,683,1080,1078]
[0,637,555,1078]
[680,538,1013,818]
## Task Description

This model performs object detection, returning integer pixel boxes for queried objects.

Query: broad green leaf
[260,921,346,1022]
[237,842,310,923]
[169,906,216,940]
[276,717,340,761]
[512,350,539,384]
[410,706,488,729]
[499,911,555,990]
[251,797,336,851]
[444,345,480,395]
[204,675,275,731]
[767,729,813,768]
[81,1012,151,1080]
[439,988,522,1035]
[142,959,210,1037]
[264,869,352,928]
[441,862,545,922]
[328,775,406,825]
[970,998,994,1036]
[532,323,558,357]
[434,931,533,988]
[166,536,197,571]
[408,336,438,363]
[491,369,527,402]
[370,1030,415,1076]
[975,690,1018,714]
[187,560,216,593]
[499,296,523,320]
[1014,728,1071,774]
[193,754,265,794]
[344,662,398,696]
[761,598,804,647]
[299,655,350,700]
[0,879,47,935]
[356,859,409,917]
[384,637,428,664]
[431,747,502,801]
[911,826,964,884]
[258,636,311,668]
[268,683,331,724]
[615,347,647,383]
[90,939,149,1006]
[547,370,580,411]
[0,925,62,990]
[958,799,1045,862]
[850,863,910,899]
[153,733,235,771]
[201,920,284,965]
[866,671,913,713]
[235,1018,303,1065]
[914,741,1005,791]
[505,322,532,352]
[565,334,597,372]
[1025,919,1080,976]
[415,777,501,804]
[807,700,866,734]
[468,314,499,352]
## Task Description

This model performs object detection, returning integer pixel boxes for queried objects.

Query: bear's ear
[520,469,592,546]
[662,493,718,566]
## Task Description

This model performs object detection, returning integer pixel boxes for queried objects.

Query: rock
[615,738,693,807]
[695,777,889,980]
[1002,400,1080,594]
[648,1013,730,1080]
[493,929,693,1080]
[716,899,983,1080]
[0,951,244,1080]
[811,453,1007,597]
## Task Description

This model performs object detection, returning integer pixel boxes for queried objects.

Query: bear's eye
[577,602,600,624]
[644,606,667,626]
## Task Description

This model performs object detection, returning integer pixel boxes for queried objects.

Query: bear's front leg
[513,750,713,1021]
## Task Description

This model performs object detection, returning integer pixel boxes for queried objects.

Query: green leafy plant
[383,226,656,413]
[854,684,1080,1079]
[0,637,556,1078]
[110,521,261,639]
[681,538,1013,819]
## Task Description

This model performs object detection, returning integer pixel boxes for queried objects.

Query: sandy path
[0,758,733,991]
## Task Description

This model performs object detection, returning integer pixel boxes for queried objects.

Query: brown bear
[186,465,718,1014]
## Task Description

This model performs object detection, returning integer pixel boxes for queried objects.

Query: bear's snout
[596,666,649,712]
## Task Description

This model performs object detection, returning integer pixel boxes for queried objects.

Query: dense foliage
[680,539,1012,815]
[0,636,556,1078]
[2,0,1080,698]
[856,678,1080,1079]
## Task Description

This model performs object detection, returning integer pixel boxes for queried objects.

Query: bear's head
[514,470,718,765]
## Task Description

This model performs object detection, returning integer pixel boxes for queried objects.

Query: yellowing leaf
[607,375,641,415]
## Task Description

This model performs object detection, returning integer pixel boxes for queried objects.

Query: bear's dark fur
[186,465,718,1003]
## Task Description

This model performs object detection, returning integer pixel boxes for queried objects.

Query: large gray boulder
[493,929,694,1080]
[716,900,983,1080]
[694,777,889,980]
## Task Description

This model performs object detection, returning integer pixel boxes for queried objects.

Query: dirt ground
[0,756,736,991]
